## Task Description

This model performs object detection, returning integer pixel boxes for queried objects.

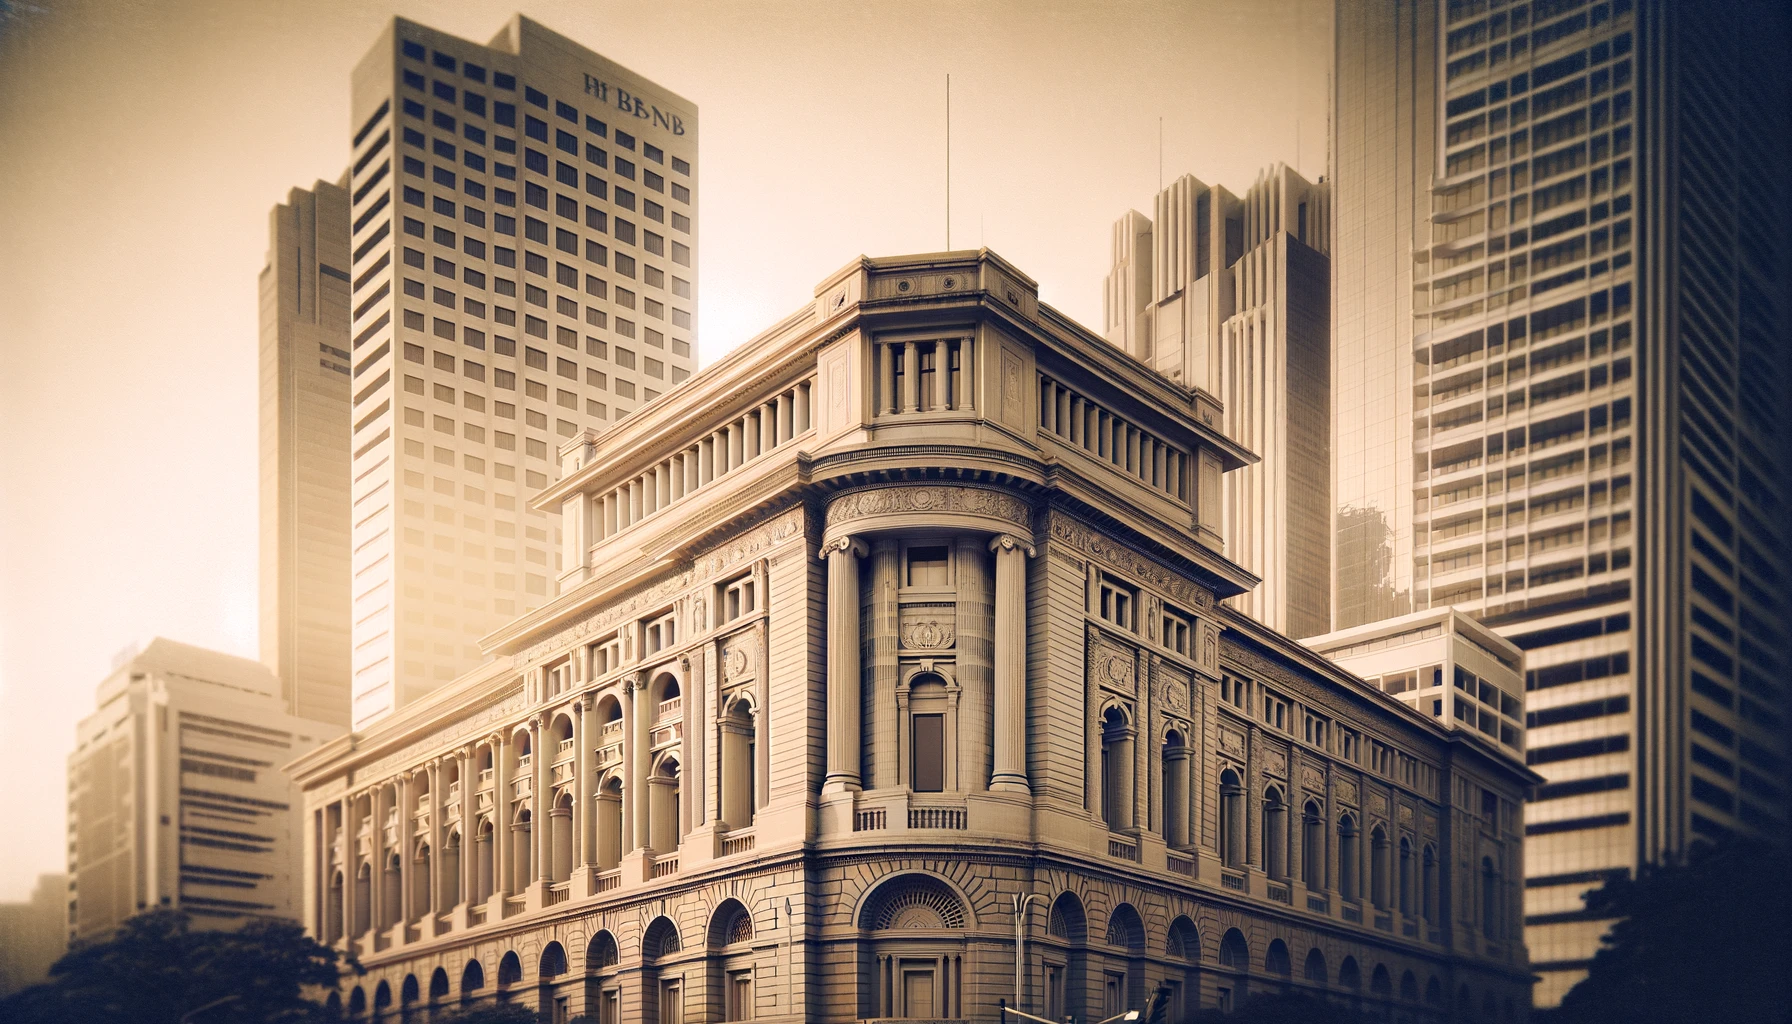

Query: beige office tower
[1102,166,1332,640]
[66,640,338,940]
[343,16,698,729]
[260,180,354,728]
[1334,0,1792,1005]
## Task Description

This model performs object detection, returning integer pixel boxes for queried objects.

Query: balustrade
[592,377,814,545]
[872,337,976,417]
[1037,375,1188,502]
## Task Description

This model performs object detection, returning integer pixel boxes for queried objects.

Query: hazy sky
[0,0,1328,899]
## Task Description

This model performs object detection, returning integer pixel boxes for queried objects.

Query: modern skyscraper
[260,179,354,728]
[1331,0,1792,1005]
[1103,166,1332,639]
[66,640,338,940]
[1330,0,1437,633]
[343,16,699,729]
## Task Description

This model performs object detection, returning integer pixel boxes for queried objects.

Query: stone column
[492,734,510,897]
[871,540,901,791]
[427,762,444,922]
[988,534,1034,793]
[630,674,652,850]
[531,715,548,885]
[954,536,992,792]
[822,536,869,794]
[576,698,594,870]
[457,748,474,908]
[338,796,354,942]
[621,680,637,852]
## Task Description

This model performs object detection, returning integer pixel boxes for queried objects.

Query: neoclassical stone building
[291,251,1537,1023]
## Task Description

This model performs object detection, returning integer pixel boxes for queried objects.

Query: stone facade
[291,250,1536,1023]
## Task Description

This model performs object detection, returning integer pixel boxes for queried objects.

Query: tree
[429,1006,537,1024]
[1538,837,1792,1024]
[0,909,354,1024]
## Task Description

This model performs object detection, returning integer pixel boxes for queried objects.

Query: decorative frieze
[1045,511,1214,610]
[825,485,1031,530]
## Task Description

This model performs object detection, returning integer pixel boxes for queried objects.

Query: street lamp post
[1013,891,1049,1016]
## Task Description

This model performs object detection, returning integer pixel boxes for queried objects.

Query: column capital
[819,535,870,560]
[989,533,1036,558]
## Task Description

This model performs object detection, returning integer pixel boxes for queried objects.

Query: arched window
[460,960,485,1005]
[1302,800,1325,891]
[1264,938,1292,977]
[1163,916,1200,1024]
[510,808,532,893]
[1161,730,1190,847]
[1303,947,1328,984]
[382,851,402,927]
[326,870,345,943]
[354,862,372,935]
[1263,786,1288,880]
[1218,928,1249,970]
[1400,970,1419,1002]
[720,696,757,828]
[428,968,449,1005]
[373,980,391,1020]
[649,756,683,853]
[709,899,756,1021]
[1100,707,1135,831]
[348,987,366,1019]
[400,975,418,1015]
[540,941,568,978]
[1219,768,1245,867]
[442,829,461,910]
[860,875,969,1019]
[586,931,620,1024]
[1337,815,1360,902]
[1044,892,1087,1021]
[475,819,495,903]
[496,951,523,1000]
[908,673,950,794]
[1481,855,1500,938]
[588,930,619,970]
[412,842,432,920]
[1370,964,1392,1001]
[549,790,575,882]
[1369,825,1390,909]
[1107,904,1146,1010]
[1398,837,1413,915]
[597,776,624,869]
[1426,976,1444,1007]
[1422,844,1437,922]
[1338,956,1361,992]
[1165,917,1200,962]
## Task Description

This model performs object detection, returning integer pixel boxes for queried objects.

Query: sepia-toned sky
[0,0,1328,899]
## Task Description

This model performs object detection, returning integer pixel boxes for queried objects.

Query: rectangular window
[1097,577,1135,631]
[912,714,945,792]
[719,574,757,624]
[906,546,949,587]
[1161,607,1191,655]
[1220,673,1249,712]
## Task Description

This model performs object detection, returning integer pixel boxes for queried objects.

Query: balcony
[599,719,623,742]
[1107,835,1140,862]
[595,743,622,768]
[657,696,683,720]
[546,882,571,907]
[907,803,967,830]
[1166,851,1196,877]
[650,721,683,749]
[594,869,622,894]
[651,855,679,879]
[478,768,494,787]
[555,738,576,760]
[516,753,533,771]
[720,828,757,857]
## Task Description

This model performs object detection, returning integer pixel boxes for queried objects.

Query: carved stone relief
[1218,725,1247,760]
[1046,511,1215,609]
[826,485,1032,530]
[1088,636,1138,695]
[1300,765,1326,793]
[1336,777,1359,807]
[1262,745,1288,779]
[899,604,957,651]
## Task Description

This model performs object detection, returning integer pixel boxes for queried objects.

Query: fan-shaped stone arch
[643,915,682,960]
[1303,947,1328,983]
[1339,955,1361,991]
[1047,890,1087,942]
[587,929,619,970]
[1264,938,1292,976]
[709,898,754,947]
[1104,903,1144,951]
[461,959,485,998]
[1218,928,1249,969]
[858,872,968,930]
[540,941,568,977]
[1165,915,1200,961]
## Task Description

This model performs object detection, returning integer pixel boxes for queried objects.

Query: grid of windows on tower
[343,37,698,686]
[1409,2,1638,619]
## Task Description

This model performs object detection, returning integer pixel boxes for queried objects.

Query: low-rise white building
[67,639,341,940]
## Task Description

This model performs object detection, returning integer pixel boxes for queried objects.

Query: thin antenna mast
[1158,116,1164,195]
[946,73,951,250]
